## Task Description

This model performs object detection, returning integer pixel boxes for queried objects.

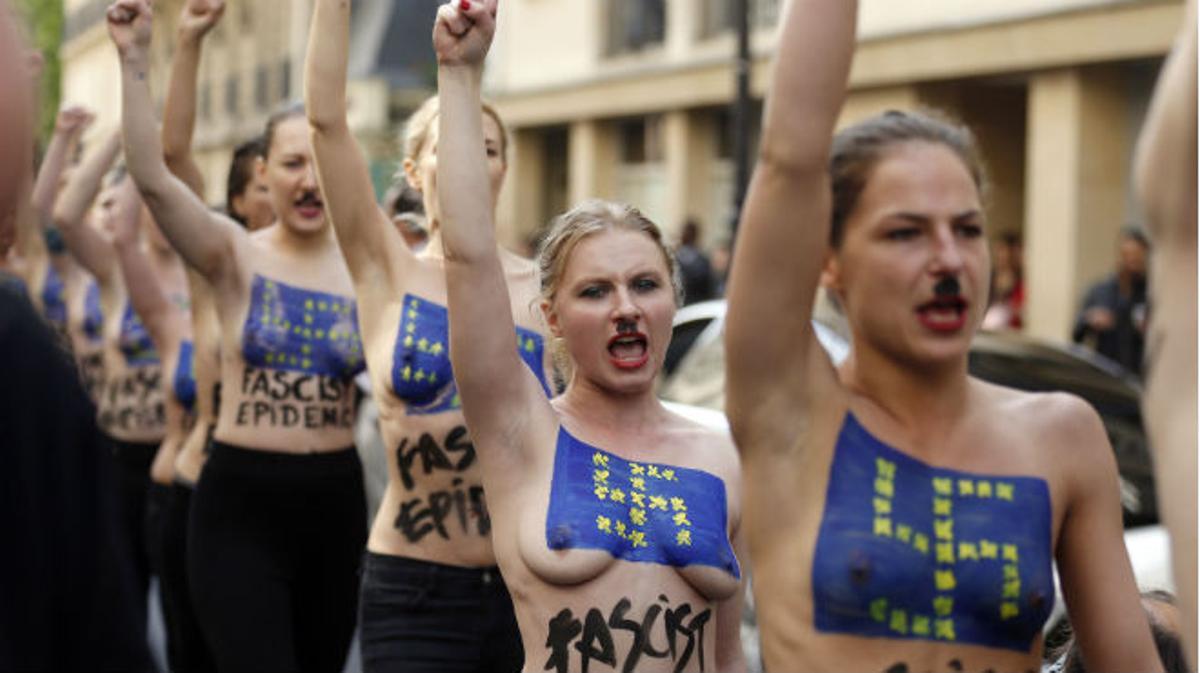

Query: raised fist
[433,0,499,68]
[106,0,153,57]
[179,0,224,42]
[55,105,96,135]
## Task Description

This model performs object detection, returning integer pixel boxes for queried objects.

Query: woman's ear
[540,298,562,338]
[819,248,841,294]
[402,158,422,194]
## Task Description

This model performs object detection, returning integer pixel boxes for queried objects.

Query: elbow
[305,106,347,138]
[757,142,830,179]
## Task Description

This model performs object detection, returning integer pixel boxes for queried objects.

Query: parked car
[659,299,1173,664]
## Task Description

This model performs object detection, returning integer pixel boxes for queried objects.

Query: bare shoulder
[662,403,741,478]
[975,379,1109,460]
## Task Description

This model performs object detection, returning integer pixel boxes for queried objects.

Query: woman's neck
[555,376,667,438]
[840,339,973,434]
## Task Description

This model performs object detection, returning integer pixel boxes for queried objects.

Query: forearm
[32,127,78,215]
[119,49,231,279]
[437,64,493,262]
[113,239,176,348]
[759,0,858,172]
[304,0,351,134]
[161,34,205,194]
[52,133,120,280]
[1134,0,1196,242]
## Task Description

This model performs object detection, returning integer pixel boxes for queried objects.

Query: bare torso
[363,248,554,566]
[749,378,1083,673]
[495,405,743,673]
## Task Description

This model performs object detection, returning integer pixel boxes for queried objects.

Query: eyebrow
[884,209,982,224]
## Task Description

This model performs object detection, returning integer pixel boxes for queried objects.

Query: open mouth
[916,296,968,333]
[607,332,649,370]
[295,193,324,219]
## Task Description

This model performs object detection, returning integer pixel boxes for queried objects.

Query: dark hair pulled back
[829,109,988,248]
[225,135,266,227]
[261,100,306,161]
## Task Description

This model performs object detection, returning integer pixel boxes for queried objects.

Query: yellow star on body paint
[596,516,611,533]
[676,530,692,546]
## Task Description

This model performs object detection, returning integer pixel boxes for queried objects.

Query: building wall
[487,0,1183,343]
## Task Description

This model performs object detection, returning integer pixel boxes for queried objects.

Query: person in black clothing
[1072,227,1150,374]
[675,218,716,304]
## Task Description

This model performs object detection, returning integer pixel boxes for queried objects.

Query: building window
[255,66,270,111]
[701,0,781,38]
[607,0,665,56]
[619,116,664,164]
[225,74,240,117]
[280,60,292,101]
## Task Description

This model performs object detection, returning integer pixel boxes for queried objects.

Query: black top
[1072,273,1148,376]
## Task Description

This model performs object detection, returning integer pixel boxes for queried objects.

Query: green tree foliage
[15,0,63,148]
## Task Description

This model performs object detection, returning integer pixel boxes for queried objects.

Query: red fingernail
[459,0,470,10]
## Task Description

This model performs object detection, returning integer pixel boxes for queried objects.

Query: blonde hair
[537,199,683,307]
[401,95,510,166]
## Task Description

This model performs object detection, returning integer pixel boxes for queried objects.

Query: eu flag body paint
[812,413,1054,652]
[391,294,551,415]
[83,280,103,344]
[241,275,365,379]
[119,303,159,366]
[545,427,741,577]
[42,265,67,333]
[174,340,197,412]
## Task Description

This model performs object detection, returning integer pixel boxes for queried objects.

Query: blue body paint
[83,281,103,344]
[41,266,67,333]
[174,340,197,412]
[812,413,1054,652]
[119,303,159,366]
[391,294,551,415]
[545,427,741,577]
[241,274,365,379]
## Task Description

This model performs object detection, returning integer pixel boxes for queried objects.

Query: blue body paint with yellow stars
[42,265,67,334]
[119,303,159,366]
[545,427,741,577]
[812,413,1054,652]
[241,275,365,378]
[391,294,551,415]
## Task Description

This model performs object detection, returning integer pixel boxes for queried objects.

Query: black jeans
[189,441,367,673]
[107,436,159,638]
[159,480,215,672]
[359,552,524,673]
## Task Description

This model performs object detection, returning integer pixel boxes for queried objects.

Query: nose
[929,225,966,276]
[612,286,641,324]
[300,163,319,190]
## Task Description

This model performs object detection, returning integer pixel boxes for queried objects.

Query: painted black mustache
[934,276,961,298]
[616,319,638,334]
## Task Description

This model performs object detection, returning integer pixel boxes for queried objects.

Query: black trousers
[107,436,159,638]
[159,480,215,672]
[359,552,524,673]
[188,441,367,673]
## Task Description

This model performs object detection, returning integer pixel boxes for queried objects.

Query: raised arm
[33,106,91,218]
[724,0,858,437]
[162,0,224,196]
[106,183,182,352]
[1133,0,1198,664]
[51,130,121,283]
[437,1,540,442]
[107,0,241,284]
[305,0,411,292]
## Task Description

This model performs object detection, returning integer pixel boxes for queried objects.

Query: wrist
[120,50,150,69]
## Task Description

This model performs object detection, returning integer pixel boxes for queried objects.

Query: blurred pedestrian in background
[1072,227,1150,374]
[676,218,716,304]
[982,232,1024,331]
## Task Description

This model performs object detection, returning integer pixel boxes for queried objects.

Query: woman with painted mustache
[107,0,367,669]
[724,0,1163,671]
[434,3,747,672]
[305,0,554,669]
